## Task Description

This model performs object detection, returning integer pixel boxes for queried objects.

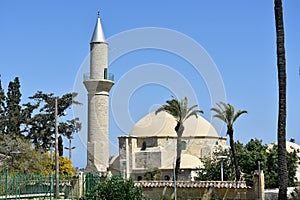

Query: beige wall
[118,136,227,180]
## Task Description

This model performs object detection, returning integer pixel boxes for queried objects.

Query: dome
[163,154,203,169]
[130,111,219,138]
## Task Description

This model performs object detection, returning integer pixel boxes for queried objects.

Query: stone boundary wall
[135,171,264,200]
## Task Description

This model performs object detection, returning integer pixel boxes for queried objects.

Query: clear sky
[1,1,299,168]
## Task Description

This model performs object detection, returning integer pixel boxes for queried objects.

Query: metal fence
[0,167,83,199]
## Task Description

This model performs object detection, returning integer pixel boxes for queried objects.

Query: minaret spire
[91,11,106,43]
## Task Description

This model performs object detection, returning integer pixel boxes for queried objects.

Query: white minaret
[84,12,114,172]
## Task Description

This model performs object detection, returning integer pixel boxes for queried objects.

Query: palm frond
[184,109,203,121]
[233,110,248,123]
[211,102,247,127]
[212,113,227,123]
[156,96,203,123]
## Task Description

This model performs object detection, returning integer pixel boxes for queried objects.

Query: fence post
[5,166,8,200]
[50,174,53,200]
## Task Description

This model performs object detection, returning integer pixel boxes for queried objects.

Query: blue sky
[1,1,300,168]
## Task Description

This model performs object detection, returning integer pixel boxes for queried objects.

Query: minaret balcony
[83,72,114,82]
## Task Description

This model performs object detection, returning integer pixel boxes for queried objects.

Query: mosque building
[84,13,300,183]
[84,13,227,180]
[110,111,227,181]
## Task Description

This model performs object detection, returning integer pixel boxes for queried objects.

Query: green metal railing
[83,69,114,82]
[0,167,82,199]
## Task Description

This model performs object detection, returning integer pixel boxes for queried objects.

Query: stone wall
[135,171,265,200]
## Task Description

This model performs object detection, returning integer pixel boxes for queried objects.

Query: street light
[173,156,177,200]
[64,139,76,160]
[217,156,227,181]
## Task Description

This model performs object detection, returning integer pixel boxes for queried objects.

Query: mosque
[83,13,226,181]
[83,13,300,182]
[110,111,227,181]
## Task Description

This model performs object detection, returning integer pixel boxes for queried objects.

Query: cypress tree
[6,77,22,135]
[0,76,5,134]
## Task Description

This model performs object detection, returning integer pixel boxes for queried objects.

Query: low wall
[135,171,264,200]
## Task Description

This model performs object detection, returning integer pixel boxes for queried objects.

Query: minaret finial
[97,9,100,18]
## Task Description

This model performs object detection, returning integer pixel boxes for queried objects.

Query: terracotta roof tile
[134,181,250,189]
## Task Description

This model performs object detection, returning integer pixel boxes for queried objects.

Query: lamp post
[217,156,227,181]
[64,139,76,160]
[55,98,59,198]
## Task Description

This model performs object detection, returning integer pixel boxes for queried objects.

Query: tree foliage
[0,134,48,174]
[238,139,268,182]
[0,77,5,134]
[5,77,23,136]
[265,144,299,188]
[144,167,161,181]
[196,139,299,189]
[25,91,81,151]
[81,175,146,200]
[0,76,80,174]
[42,153,75,175]
[195,146,235,181]
[211,102,247,181]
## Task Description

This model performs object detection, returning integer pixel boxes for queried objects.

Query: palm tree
[156,96,203,181]
[211,102,247,181]
[274,0,288,199]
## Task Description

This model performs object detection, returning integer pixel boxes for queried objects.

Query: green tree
[0,134,48,174]
[265,144,299,189]
[274,0,288,199]
[211,102,247,181]
[238,139,268,183]
[81,175,146,200]
[0,76,5,134]
[196,146,234,181]
[5,77,23,136]
[58,135,63,156]
[25,91,81,151]
[156,96,203,181]
[195,139,299,189]
[144,167,161,180]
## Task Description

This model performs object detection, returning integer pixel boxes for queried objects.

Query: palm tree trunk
[228,128,240,181]
[175,122,184,181]
[274,0,288,199]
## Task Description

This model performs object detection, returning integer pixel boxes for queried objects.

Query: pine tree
[26,91,81,151]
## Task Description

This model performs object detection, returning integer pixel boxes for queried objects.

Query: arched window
[141,141,147,150]
[181,141,187,150]
[137,176,142,181]
[164,175,170,181]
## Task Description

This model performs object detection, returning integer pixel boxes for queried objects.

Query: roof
[134,180,250,189]
[130,111,219,138]
[90,13,106,43]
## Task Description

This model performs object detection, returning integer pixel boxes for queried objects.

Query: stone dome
[163,154,203,169]
[130,111,219,138]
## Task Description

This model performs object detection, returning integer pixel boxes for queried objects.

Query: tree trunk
[274,0,288,199]
[228,127,240,181]
[175,122,184,181]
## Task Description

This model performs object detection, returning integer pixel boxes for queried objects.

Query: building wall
[118,135,227,180]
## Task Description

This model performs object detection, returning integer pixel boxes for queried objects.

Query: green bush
[81,175,146,200]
